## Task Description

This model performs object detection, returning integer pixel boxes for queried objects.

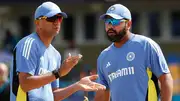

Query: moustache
[107,29,118,36]
[107,29,116,33]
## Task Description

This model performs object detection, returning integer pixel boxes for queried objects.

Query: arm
[94,54,110,101]
[53,82,80,101]
[158,73,173,101]
[19,72,57,92]
[146,39,173,101]
[17,41,82,92]
[94,89,110,101]
[19,54,82,92]
[16,39,55,92]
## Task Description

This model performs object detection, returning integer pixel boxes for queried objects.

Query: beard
[106,26,127,42]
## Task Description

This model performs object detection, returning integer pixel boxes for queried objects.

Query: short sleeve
[146,39,170,78]
[96,55,109,89]
[16,38,38,75]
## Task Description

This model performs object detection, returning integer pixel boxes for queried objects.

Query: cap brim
[46,10,67,18]
[58,12,68,18]
[100,13,123,20]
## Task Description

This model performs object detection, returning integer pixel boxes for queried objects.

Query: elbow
[54,98,61,101]
[94,90,104,101]
[20,83,30,92]
[53,94,63,101]
[166,74,173,87]
[169,75,173,89]
[54,97,58,101]
[53,93,58,101]
[18,72,34,92]
[53,91,63,101]
[19,77,32,92]
[159,73,173,89]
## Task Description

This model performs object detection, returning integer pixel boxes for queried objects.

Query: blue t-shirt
[10,33,61,101]
[97,33,169,101]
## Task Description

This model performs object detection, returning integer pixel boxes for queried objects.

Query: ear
[35,20,42,30]
[35,20,39,26]
[126,20,132,30]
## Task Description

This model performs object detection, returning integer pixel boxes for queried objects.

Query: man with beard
[10,2,106,101]
[94,4,173,101]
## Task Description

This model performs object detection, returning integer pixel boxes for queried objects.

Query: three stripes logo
[22,37,35,60]
[106,62,111,68]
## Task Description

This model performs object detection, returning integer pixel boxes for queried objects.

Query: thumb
[78,54,83,59]
[88,75,98,81]
[67,53,71,59]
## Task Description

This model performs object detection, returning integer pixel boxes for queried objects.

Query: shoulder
[98,44,113,61]
[13,33,42,60]
[15,33,39,50]
[15,33,41,59]
[132,34,160,50]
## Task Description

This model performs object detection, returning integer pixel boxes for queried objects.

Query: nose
[107,23,113,29]
[53,19,61,25]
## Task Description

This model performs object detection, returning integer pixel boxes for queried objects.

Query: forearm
[160,81,173,101]
[19,72,56,92]
[53,82,80,101]
[159,74,173,101]
[94,90,110,101]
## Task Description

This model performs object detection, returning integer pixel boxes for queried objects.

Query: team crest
[126,52,135,61]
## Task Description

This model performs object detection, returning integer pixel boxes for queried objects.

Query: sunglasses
[36,15,63,23]
[105,18,127,26]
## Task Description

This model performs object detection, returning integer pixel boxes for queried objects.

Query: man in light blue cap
[95,4,173,101]
[100,4,131,20]
[10,2,106,101]
[34,2,67,20]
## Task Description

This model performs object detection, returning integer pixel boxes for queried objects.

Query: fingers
[68,54,82,64]
[82,82,106,91]
[92,82,106,90]
[78,54,83,58]
[68,56,81,65]
[60,53,83,76]
[67,53,82,61]
[68,53,82,58]
[63,53,82,66]
[88,75,98,81]
[69,53,71,57]
[66,53,71,59]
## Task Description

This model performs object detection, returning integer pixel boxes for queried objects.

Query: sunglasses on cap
[36,15,63,23]
[105,18,127,26]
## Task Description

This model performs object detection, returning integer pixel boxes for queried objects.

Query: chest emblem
[126,52,135,61]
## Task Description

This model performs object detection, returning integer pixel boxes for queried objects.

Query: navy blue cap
[100,4,131,20]
[34,1,67,19]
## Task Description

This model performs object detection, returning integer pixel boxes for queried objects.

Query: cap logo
[110,6,115,11]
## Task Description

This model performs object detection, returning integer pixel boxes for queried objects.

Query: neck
[36,30,54,48]
[114,31,131,48]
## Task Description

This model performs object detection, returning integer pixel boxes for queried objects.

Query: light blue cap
[100,4,131,20]
[34,1,67,19]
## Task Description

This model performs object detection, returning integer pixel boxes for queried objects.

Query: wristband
[52,69,60,79]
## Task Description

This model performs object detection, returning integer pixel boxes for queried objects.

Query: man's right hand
[59,53,82,77]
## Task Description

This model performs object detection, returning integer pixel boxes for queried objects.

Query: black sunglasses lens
[46,16,62,22]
